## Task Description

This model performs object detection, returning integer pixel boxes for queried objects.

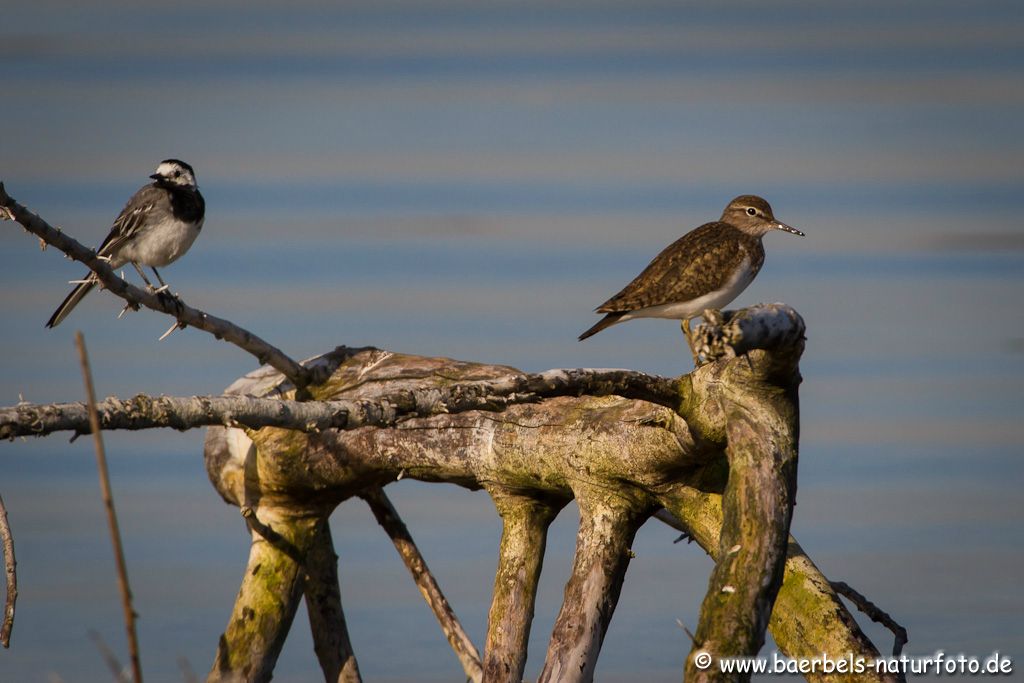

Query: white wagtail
[46,159,206,328]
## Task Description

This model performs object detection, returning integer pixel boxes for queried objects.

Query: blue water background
[2,2,1023,680]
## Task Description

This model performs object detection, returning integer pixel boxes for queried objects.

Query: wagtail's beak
[149,173,163,180]
[775,221,805,237]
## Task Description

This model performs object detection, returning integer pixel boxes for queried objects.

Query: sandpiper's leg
[681,317,700,366]
[132,262,156,290]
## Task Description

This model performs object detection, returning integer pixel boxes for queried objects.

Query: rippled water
[2,2,1023,681]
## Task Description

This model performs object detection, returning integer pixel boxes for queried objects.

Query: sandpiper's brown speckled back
[579,195,802,341]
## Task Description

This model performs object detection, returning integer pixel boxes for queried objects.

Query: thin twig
[89,629,128,682]
[360,487,483,683]
[76,333,143,683]
[0,492,16,648]
[831,580,909,657]
[239,507,303,562]
[177,656,199,683]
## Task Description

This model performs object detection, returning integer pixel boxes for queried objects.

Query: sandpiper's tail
[46,274,97,328]
[578,312,625,341]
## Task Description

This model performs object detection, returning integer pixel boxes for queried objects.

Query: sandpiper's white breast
[620,255,755,321]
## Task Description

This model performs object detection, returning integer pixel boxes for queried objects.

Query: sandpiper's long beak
[775,221,805,237]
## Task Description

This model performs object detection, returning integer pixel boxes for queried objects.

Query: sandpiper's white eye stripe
[578,194,802,344]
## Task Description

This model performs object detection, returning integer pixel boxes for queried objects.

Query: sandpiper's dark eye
[746,207,757,216]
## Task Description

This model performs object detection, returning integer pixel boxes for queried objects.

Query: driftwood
[1,182,904,682]
[201,310,895,683]
[0,365,677,440]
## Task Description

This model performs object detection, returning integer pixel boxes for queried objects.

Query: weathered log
[660,487,898,683]
[483,492,562,683]
[208,508,320,683]
[201,306,888,682]
[0,356,678,440]
[679,318,802,681]
[302,522,362,683]
[537,489,654,683]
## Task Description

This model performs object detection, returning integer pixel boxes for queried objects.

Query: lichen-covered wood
[201,305,893,682]
[484,493,562,682]
[208,508,320,683]
[662,488,898,683]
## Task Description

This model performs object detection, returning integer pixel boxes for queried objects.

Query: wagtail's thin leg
[150,267,170,294]
[131,262,156,290]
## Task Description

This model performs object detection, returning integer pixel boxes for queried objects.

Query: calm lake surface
[2,2,1023,681]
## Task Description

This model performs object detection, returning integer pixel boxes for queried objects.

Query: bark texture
[0,355,678,440]
[483,493,562,683]
[302,522,362,683]
[208,508,320,683]
[201,304,892,682]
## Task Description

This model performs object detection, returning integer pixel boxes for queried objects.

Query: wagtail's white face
[150,159,198,189]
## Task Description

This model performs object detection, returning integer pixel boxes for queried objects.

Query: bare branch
[483,493,561,683]
[0,182,319,396]
[303,524,363,683]
[89,630,129,683]
[0,364,679,440]
[2,186,496,683]
[76,334,143,683]
[360,488,483,683]
[0,492,16,648]
[177,658,199,683]
[538,493,651,683]
[832,581,909,658]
